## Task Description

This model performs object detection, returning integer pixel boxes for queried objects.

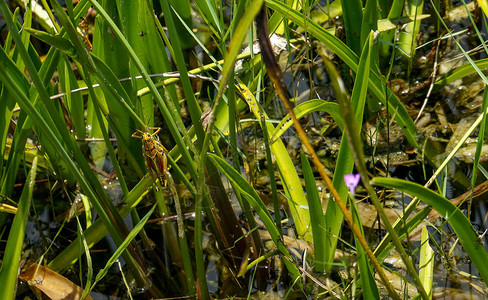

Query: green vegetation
[0,0,487,298]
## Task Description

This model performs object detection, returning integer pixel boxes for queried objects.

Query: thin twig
[49,72,219,100]
[415,41,440,123]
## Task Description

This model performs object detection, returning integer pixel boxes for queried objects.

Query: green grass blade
[208,153,302,282]
[380,0,405,57]
[0,157,37,299]
[349,195,380,299]
[58,56,86,140]
[398,0,424,77]
[1,116,32,197]
[48,176,153,272]
[340,0,362,55]
[75,210,93,294]
[261,115,282,235]
[193,0,223,36]
[142,2,180,109]
[238,82,310,239]
[320,30,371,268]
[159,0,204,140]
[435,58,488,87]
[471,87,488,187]
[300,153,327,272]
[271,99,342,142]
[168,0,194,49]
[23,27,77,55]
[419,227,434,299]
[397,0,423,58]
[371,177,488,285]
[82,203,157,298]
[0,90,15,180]
[361,0,377,50]
[116,0,154,124]
[378,14,430,32]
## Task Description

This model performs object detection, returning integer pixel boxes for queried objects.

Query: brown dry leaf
[375,267,417,298]
[355,201,402,229]
[19,261,93,300]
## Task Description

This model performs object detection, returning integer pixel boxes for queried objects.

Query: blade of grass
[82,203,158,298]
[361,0,377,51]
[229,71,266,261]
[317,28,370,269]
[142,1,180,110]
[237,81,311,239]
[75,208,93,294]
[418,227,434,299]
[349,194,380,299]
[300,153,327,272]
[168,0,194,49]
[208,153,302,281]
[48,175,152,272]
[193,0,224,36]
[58,56,86,139]
[263,116,282,236]
[471,87,488,192]
[371,177,488,285]
[165,172,195,295]
[378,14,430,32]
[398,0,424,76]
[159,0,204,140]
[0,157,37,300]
[340,0,362,55]
[0,89,15,183]
[116,0,154,125]
[271,99,343,142]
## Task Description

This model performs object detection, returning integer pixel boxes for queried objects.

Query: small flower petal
[344,173,361,195]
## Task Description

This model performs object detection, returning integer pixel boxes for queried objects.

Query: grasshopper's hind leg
[145,157,161,191]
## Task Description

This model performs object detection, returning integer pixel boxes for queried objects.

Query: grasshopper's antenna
[143,113,155,130]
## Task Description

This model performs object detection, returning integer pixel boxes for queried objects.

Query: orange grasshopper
[132,127,169,191]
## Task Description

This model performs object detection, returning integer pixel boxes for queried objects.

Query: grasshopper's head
[142,132,152,140]
[131,128,161,142]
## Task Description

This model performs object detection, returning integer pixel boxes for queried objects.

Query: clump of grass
[0,0,487,299]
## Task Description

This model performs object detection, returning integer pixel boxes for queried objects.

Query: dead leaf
[19,261,92,300]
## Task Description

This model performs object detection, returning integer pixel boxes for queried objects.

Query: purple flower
[344,173,361,195]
